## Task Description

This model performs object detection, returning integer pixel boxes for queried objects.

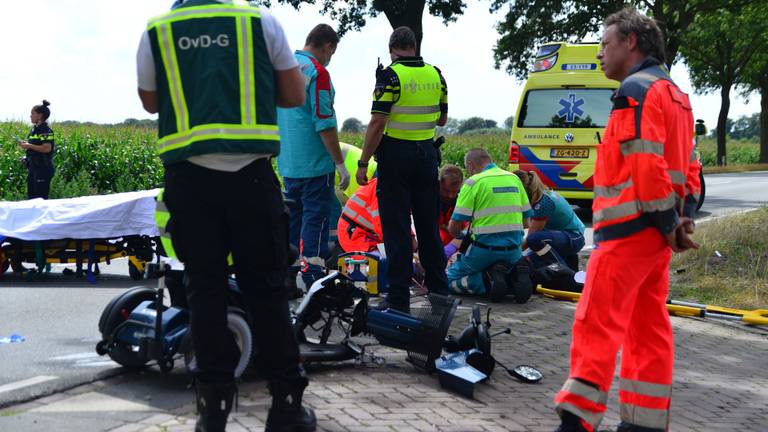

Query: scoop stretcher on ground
[536,286,768,326]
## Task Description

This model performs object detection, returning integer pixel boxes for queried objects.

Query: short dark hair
[305,24,339,48]
[389,26,417,51]
[32,100,51,121]
[464,148,492,167]
[439,164,464,185]
[605,7,666,65]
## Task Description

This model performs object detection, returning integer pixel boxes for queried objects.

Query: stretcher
[536,286,768,326]
[0,189,162,281]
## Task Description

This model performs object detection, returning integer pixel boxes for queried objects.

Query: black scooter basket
[406,294,460,372]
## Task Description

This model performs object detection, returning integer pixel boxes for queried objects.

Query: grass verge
[670,207,768,310]
[702,164,768,174]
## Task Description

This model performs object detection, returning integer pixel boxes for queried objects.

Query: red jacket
[592,58,701,243]
[439,204,455,246]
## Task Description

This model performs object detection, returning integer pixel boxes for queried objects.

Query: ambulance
[508,42,618,208]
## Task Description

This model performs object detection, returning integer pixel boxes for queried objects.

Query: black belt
[470,240,518,252]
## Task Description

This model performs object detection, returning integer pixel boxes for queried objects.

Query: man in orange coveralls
[553,8,701,432]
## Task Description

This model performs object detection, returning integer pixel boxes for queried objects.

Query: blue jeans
[527,230,585,269]
[283,173,334,284]
[447,244,522,295]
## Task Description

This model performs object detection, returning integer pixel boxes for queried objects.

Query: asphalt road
[577,171,768,247]
[0,171,766,408]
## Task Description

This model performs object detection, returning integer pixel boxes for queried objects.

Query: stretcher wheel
[182,309,253,379]
[159,356,174,373]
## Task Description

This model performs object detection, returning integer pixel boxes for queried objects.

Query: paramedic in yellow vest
[136,1,315,430]
[355,26,449,314]
[446,149,534,303]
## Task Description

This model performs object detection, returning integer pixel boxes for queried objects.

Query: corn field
[0,122,760,200]
[0,121,163,200]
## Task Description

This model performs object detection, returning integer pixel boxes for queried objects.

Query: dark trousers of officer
[27,165,54,199]
[376,136,449,305]
[163,159,304,385]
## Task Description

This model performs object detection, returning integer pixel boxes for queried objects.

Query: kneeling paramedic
[137,1,316,430]
[553,8,700,432]
[446,148,533,302]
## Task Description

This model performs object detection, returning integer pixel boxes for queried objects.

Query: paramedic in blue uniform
[18,100,55,199]
[137,1,315,430]
[277,24,350,288]
[355,26,449,314]
[515,170,585,270]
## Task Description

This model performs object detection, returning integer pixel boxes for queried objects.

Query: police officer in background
[355,26,449,313]
[17,100,55,199]
[137,1,315,430]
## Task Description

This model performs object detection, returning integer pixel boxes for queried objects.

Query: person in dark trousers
[17,100,55,199]
[13,100,55,273]
[277,24,349,289]
[355,26,450,314]
[137,1,315,431]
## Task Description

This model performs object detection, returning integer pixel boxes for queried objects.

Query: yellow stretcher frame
[536,286,768,326]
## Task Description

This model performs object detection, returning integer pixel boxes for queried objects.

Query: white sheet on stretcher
[0,189,161,241]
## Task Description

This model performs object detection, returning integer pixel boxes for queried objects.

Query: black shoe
[194,380,236,432]
[616,421,664,432]
[266,378,317,432]
[483,262,510,302]
[509,261,533,304]
[374,298,411,315]
[554,410,589,432]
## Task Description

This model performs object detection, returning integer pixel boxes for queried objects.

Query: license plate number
[550,148,589,159]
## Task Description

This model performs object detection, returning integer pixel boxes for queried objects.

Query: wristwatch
[357,159,369,168]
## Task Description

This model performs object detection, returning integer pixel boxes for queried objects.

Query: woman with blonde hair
[514,170,585,270]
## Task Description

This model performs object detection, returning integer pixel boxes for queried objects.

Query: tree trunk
[382,0,426,55]
[761,80,768,163]
[716,83,732,166]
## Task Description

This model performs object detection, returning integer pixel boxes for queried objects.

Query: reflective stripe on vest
[154,189,177,259]
[384,63,441,141]
[147,2,279,164]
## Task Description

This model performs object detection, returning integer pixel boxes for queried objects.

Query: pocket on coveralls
[574,255,606,321]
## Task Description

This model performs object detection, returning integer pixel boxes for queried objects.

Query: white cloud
[0,0,759,130]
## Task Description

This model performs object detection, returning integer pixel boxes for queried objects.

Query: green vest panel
[454,167,531,237]
[154,189,176,259]
[147,0,279,165]
[384,63,442,141]
[339,143,377,196]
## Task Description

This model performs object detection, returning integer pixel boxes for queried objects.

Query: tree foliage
[341,117,363,133]
[259,0,467,53]
[503,115,515,129]
[679,4,768,165]
[490,0,753,81]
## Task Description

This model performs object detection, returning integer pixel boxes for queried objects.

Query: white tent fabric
[0,189,161,241]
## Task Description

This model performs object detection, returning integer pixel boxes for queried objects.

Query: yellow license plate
[550,148,589,159]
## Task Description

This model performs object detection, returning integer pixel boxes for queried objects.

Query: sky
[0,0,761,129]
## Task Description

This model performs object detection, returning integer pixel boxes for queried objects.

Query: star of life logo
[558,94,585,123]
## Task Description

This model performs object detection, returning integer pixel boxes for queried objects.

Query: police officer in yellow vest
[356,26,449,314]
[446,149,534,302]
[137,1,315,430]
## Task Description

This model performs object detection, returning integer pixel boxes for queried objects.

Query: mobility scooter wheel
[183,310,253,379]
[97,286,157,369]
[160,356,175,373]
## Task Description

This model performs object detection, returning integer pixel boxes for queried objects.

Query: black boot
[194,380,236,432]
[483,262,510,302]
[509,260,533,304]
[266,378,317,432]
[554,410,589,432]
[616,421,665,432]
